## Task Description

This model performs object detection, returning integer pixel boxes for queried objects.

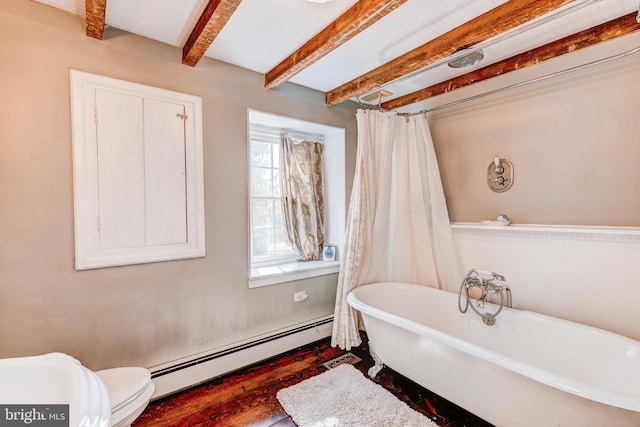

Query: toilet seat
[96,367,154,427]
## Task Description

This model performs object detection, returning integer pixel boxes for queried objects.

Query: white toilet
[96,367,155,427]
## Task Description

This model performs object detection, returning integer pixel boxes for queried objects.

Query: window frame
[247,110,345,288]
[248,125,297,265]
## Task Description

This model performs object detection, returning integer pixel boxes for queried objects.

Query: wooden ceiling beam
[264,0,408,90]
[85,0,106,40]
[325,0,575,106]
[381,13,640,110]
[182,0,243,67]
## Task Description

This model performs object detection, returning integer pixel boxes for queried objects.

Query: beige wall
[429,31,640,227]
[0,0,357,370]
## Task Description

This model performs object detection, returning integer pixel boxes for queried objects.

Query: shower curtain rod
[366,43,640,117]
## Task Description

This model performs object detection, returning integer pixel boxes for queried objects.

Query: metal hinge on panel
[97,216,101,232]
[176,113,188,120]
[94,108,98,125]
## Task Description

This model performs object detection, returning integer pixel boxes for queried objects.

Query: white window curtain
[280,134,325,261]
[331,110,461,350]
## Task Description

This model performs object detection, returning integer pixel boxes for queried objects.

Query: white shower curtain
[331,109,461,350]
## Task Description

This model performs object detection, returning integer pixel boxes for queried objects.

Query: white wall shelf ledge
[451,222,640,243]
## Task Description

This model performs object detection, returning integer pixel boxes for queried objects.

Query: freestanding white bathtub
[347,282,640,427]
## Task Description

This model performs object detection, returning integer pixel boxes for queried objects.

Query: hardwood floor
[134,333,493,427]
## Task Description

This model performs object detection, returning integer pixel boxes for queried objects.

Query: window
[248,110,345,288]
[249,125,295,264]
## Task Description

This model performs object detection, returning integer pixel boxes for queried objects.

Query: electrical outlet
[294,291,308,302]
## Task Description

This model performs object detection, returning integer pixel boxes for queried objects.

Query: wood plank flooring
[134,333,493,426]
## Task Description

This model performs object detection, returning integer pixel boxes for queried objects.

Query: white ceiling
[32,0,640,110]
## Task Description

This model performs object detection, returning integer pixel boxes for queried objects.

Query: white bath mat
[276,364,437,427]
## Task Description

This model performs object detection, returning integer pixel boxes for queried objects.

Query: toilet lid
[96,367,151,409]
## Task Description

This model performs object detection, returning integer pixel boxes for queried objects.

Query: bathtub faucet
[477,273,507,306]
[458,269,511,326]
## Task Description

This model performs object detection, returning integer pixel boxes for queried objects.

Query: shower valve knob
[495,176,508,185]
[494,165,505,174]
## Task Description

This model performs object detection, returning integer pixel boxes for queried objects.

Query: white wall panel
[143,98,188,246]
[451,223,640,341]
[71,70,205,270]
[96,89,146,250]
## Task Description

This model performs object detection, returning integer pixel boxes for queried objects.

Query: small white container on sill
[322,246,336,262]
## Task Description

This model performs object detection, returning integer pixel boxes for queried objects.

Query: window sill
[249,260,341,288]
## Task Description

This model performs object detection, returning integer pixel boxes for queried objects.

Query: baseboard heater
[150,316,334,398]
